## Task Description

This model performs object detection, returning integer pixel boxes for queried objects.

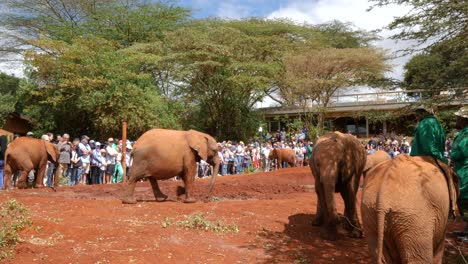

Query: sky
[0,0,413,81]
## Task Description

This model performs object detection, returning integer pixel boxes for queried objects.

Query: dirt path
[0,167,466,263]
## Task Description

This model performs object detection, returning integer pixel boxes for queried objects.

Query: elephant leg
[278,159,283,168]
[182,167,196,203]
[121,176,140,204]
[52,164,61,189]
[16,171,30,189]
[321,181,339,241]
[3,163,12,190]
[340,182,362,238]
[35,165,47,188]
[148,177,168,202]
[312,179,325,226]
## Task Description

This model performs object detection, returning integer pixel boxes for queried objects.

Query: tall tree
[282,48,389,135]
[0,0,190,52]
[369,0,468,51]
[370,0,468,102]
[20,36,180,138]
[0,72,21,127]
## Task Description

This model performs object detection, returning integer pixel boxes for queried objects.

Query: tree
[404,39,468,96]
[20,36,180,138]
[370,0,467,108]
[368,0,468,51]
[0,0,190,53]
[0,72,20,127]
[282,48,389,135]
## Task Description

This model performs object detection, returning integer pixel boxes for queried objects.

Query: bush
[0,199,33,259]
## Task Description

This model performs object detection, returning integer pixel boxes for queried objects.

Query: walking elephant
[361,155,459,263]
[269,148,296,169]
[309,131,366,240]
[121,129,220,204]
[3,137,60,189]
[363,150,392,175]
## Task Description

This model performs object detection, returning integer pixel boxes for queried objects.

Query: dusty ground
[0,167,467,263]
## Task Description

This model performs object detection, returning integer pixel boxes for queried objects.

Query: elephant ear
[44,141,58,163]
[186,130,208,161]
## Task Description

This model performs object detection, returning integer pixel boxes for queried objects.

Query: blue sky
[179,0,285,19]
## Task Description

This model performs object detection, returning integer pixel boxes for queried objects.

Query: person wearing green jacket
[410,108,448,164]
[451,107,468,241]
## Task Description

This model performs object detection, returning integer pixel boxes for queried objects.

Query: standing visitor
[235,141,245,174]
[105,138,118,184]
[78,135,92,185]
[90,142,104,184]
[451,107,468,241]
[57,133,71,181]
[69,139,82,186]
[113,144,123,183]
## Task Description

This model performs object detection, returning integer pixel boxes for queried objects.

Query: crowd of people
[13,132,134,188]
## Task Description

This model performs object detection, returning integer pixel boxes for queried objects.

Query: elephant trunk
[208,157,220,193]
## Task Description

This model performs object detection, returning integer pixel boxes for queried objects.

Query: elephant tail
[376,171,388,264]
[376,206,385,264]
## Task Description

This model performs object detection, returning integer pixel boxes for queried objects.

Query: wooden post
[365,116,369,139]
[122,121,127,183]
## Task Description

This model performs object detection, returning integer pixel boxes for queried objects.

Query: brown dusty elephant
[3,137,60,189]
[363,150,392,175]
[268,148,296,169]
[309,131,367,240]
[121,129,220,204]
[361,155,459,263]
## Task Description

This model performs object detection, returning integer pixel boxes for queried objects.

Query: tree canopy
[1,1,389,140]
[0,72,20,127]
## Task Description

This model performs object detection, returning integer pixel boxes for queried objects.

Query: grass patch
[162,214,239,233]
[0,199,33,259]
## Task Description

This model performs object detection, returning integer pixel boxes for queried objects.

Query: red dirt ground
[0,167,466,263]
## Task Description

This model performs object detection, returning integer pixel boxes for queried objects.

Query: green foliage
[0,199,33,259]
[369,0,468,49]
[370,0,467,108]
[0,73,21,127]
[1,0,191,46]
[21,36,180,138]
[404,39,468,95]
[436,109,458,136]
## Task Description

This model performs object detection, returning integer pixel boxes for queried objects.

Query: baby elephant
[268,148,296,169]
[309,131,366,240]
[361,155,459,263]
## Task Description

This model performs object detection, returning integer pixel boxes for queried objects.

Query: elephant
[268,148,296,169]
[363,150,392,175]
[361,155,459,263]
[3,137,60,189]
[309,131,367,240]
[121,129,220,204]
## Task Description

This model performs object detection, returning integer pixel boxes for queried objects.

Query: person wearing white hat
[452,106,468,241]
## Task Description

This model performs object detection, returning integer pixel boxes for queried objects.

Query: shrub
[0,199,33,259]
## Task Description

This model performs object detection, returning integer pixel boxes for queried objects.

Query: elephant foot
[16,182,27,189]
[121,197,138,204]
[156,193,168,202]
[347,229,363,239]
[183,197,196,203]
[320,229,338,241]
[312,216,324,226]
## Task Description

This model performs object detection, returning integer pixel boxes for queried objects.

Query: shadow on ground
[242,213,370,264]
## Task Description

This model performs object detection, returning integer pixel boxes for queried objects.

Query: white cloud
[267,0,413,80]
